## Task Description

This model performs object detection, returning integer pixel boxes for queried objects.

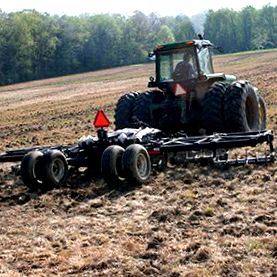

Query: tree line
[0,5,275,85]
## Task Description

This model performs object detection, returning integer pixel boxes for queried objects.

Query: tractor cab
[148,39,214,90]
[148,39,237,99]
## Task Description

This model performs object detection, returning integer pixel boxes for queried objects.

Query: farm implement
[0,111,275,191]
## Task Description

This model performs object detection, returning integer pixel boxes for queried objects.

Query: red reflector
[148,149,161,155]
[173,84,187,96]
[93,110,110,128]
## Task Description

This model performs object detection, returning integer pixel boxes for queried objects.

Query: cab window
[197,47,213,74]
[159,48,198,82]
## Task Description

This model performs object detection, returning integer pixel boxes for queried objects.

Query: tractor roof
[154,39,213,53]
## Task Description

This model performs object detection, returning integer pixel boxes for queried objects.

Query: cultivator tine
[158,130,275,167]
[245,150,248,164]
[235,154,239,165]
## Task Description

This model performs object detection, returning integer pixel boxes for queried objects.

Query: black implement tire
[132,91,157,127]
[21,150,44,191]
[122,144,151,185]
[114,92,140,129]
[101,145,125,186]
[258,95,267,130]
[41,150,68,187]
[202,82,230,134]
[224,81,260,132]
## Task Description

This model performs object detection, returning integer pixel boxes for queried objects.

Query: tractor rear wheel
[21,150,44,191]
[224,81,260,132]
[114,92,140,129]
[101,145,125,186]
[258,95,267,130]
[132,90,162,127]
[122,144,151,185]
[202,81,230,134]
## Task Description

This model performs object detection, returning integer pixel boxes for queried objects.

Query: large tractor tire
[21,150,44,191]
[114,92,140,129]
[224,81,260,132]
[258,95,267,130]
[132,90,159,127]
[122,144,151,185]
[101,145,125,186]
[202,82,230,134]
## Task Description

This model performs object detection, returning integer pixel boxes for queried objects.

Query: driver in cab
[173,53,197,82]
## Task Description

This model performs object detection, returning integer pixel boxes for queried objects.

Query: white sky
[0,0,275,17]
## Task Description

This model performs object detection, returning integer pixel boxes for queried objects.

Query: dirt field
[0,50,276,276]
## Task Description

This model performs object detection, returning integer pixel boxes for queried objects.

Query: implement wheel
[21,150,44,191]
[122,144,151,185]
[202,81,230,134]
[101,145,125,186]
[224,81,260,132]
[42,150,68,187]
[114,92,140,129]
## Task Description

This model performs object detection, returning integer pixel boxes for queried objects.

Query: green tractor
[114,38,266,134]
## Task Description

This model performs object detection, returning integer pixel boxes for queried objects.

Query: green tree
[54,15,89,74]
[30,12,59,79]
[204,9,241,53]
[0,6,276,85]
[5,11,35,82]
[171,15,195,42]
[83,14,124,70]
[240,6,257,50]
[156,25,175,44]
[251,5,277,49]
[0,11,7,83]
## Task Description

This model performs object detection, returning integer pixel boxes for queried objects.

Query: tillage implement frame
[0,111,275,190]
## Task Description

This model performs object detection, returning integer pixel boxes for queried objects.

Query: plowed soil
[0,50,276,276]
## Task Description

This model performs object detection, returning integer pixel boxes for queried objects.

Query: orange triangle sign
[93,110,110,128]
[174,84,187,96]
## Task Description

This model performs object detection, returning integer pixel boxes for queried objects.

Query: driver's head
[183,53,190,62]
